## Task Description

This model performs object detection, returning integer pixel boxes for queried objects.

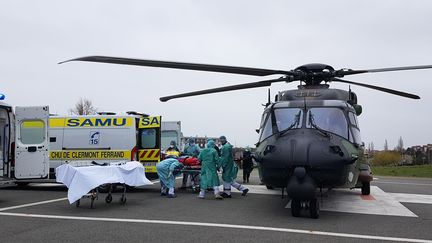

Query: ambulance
[0,102,162,186]
[49,113,162,179]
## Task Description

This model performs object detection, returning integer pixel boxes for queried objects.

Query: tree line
[368,137,431,166]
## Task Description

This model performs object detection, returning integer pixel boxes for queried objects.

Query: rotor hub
[294,63,335,85]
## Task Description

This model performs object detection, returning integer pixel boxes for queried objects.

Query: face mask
[170,145,174,148]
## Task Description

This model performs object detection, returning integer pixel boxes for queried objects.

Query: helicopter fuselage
[254,87,371,201]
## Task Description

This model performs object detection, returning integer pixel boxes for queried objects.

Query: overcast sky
[1,0,431,149]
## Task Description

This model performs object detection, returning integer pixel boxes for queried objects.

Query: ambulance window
[161,131,178,150]
[141,129,156,148]
[20,120,45,144]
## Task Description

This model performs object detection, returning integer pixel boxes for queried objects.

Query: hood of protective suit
[206,140,215,149]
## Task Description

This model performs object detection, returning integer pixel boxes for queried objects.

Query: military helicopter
[61,56,431,218]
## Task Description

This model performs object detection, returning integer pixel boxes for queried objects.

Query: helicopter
[60,56,431,218]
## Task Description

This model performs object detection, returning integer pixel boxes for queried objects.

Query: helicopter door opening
[14,106,49,179]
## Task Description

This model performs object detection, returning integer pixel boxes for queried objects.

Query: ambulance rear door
[138,116,161,173]
[14,106,49,179]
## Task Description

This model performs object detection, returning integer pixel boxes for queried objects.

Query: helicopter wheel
[361,182,370,195]
[309,199,320,219]
[291,199,301,217]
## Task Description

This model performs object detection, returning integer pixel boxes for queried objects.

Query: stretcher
[176,165,201,192]
[56,161,153,208]
[75,182,127,208]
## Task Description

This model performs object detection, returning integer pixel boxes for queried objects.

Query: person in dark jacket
[242,147,254,183]
[165,140,180,153]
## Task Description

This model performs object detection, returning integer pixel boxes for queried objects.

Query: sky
[1,0,431,149]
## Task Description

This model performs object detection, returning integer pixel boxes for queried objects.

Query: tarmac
[0,170,431,243]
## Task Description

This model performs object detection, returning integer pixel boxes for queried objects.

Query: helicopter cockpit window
[259,113,273,142]
[350,126,362,144]
[306,108,348,139]
[348,112,358,127]
[274,108,303,131]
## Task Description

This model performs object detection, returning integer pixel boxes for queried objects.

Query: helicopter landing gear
[290,198,320,219]
[309,198,320,219]
[291,199,301,217]
[361,182,370,195]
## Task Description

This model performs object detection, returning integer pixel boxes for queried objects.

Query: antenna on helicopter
[348,85,352,103]
[262,89,272,107]
[267,89,271,106]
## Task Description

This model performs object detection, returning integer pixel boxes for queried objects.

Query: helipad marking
[282,186,418,217]
[0,212,430,243]
[373,181,432,186]
[390,193,432,205]
[360,195,375,200]
[228,185,281,195]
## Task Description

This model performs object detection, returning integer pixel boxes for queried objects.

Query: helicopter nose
[260,129,353,173]
[287,166,316,201]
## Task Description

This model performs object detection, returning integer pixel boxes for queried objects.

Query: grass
[372,165,432,178]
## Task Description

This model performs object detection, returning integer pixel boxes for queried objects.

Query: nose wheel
[291,198,320,219]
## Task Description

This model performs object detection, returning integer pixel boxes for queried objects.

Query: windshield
[307,108,348,139]
[274,108,303,131]
[259,113,272,142]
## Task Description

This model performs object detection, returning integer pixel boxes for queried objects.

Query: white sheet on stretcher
[56,161,153,204]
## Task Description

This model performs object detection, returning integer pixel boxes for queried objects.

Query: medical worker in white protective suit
[156,157,184,198]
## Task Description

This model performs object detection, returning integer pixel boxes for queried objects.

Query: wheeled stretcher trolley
[56,161,152,208]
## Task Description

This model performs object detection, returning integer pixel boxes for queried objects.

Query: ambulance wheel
[76,200,80,207]
[120,196,127,205]
[309,199,320,219]
[105,194,113,203]
[361,182,370,195]
[291,199,301,217]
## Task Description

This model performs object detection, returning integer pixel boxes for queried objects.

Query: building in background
[407,144,432,164]
[181,136,219,149]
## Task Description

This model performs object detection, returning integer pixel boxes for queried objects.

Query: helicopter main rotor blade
[160,77,289,102]
[340,65,432,76]
[60,56,294,77]
[332,78,420,99]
